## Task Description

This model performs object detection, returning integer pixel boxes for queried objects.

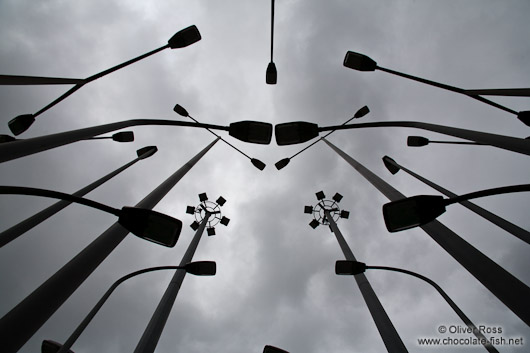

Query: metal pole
[133,213,211,353]
[366,266,498,353]
[0,150,147,247]
[56,266,184,353]
[463,88,530,97]
[320,121,530,156]
[376,66,518,115]
[0,74,84,85]
[322,138,530,326]
[0,138,219,353]
[0,119,228,164]
[324,210,408,353]
[384,157,530,245]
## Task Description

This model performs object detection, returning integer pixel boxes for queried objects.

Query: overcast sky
[0,1,529,352]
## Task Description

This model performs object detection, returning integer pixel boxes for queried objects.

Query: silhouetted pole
[320,121,530,156]
[0,119,227,164]
[362,264,498,353]
[0,74,84,85]
[0,146,157,247]
[55,261,216,353]
[382,156,530,245]
[324,210,408,353]
[133,213,211,353]
[0,138,219,353]
[322,138,530,326]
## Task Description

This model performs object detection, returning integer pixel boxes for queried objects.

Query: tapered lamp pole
[305,192,408,353]
[335,261,499,353]
[0,146,157,247]
[342,51,530,125]
[53,261,215,353]
[382,156,530,245]
[133,193,229,353]
[8,25,202,135]
[322,137,530,326]
[0,138,219,353]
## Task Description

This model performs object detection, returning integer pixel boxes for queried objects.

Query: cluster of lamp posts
[1,20,529,353]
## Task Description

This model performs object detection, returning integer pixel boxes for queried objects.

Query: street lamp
[266,0,277,84]
[274,106,369,170]
[133,193,228,353]
[0,131,135,144]
[273,119,530,156]
[48,261,215,353]
[382,184,530,233]
[7,25,202,136]
[0,74,83,85]
[407,135,484,147]
[321,137,530,326]
[0,185,182,247]
[0,146,159,247]
[382,156,530,244]
[264,345,290,353]
[305,191,408,353]
[336,260,499,353]
[0,138,219,353]
[0,117,273,164]
[342,51,530,126]
[174,104,267,170]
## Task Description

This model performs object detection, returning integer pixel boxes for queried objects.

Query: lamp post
[0,74,84,85]
[274,106,369,170]
[174,104,266,170]
[0,131,135,144]
[304,191,408,353]
[133,193,229,353]
[0,185,182,247]
[274,120,530,156]
[342,51,530,126]
[266,0,277,84]
[7,25,202,136]
[49,261,216,353]
[321,137,530,326]
[382,184,530,233]
[0,118,273,164]
[382,156,530,244]
[0,138,219,353]
[335,261,499,353]
[407,136,485,147]
[0,146,158,247]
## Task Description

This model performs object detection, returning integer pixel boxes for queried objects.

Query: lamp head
[8,114,35,136]
[382,156,400,175]
[266,62,277,84]
[335,260,366,275]
[184,261,216,276]
[118,207,182,247]
[136,146,158,159]
[382,195,446,232]
[251,158,266,171]
[168,25,201,49]
[263,345,290,353]
[407,136,430,147]
[275,121,319,145]
[173,104,189,117]
[229,121,273,144]
[354,105,370,118]
[343,51,377,71]
[274,158,290,170]
[112,131,134,142]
